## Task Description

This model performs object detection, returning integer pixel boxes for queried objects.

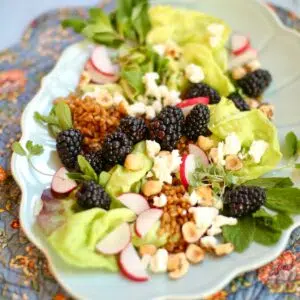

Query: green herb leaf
[121,68,144,97]
[253,222,282,246]
[222,216,255,252]
[34,111,59,126]
[244,177,294,189]
[283,131,298,159]
[266,188,300,213]
[295,163,300,169]
[30,144,44,156]
[48,124,61,138]
[26,141,33,152]
[253,208,293,230]
[131,0,151,43]
[89,8,112,28]
[61,18,86,33]
[77,155,98,182]
[12,142,27,156]
[93,33,123,47]
[54,102,73,131]
[67,172,88,181]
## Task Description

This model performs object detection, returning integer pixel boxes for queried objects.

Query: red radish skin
[91,46,118,77]
[177,97,209,116]
[51,167,77,195]
[85,60,119,84]
[231,34,251,56]
[118,243,149,282]
[188,144,209,166]
[229,48,258,70]
[180,154,197,188]
[135,209,163,238]
[96,223,131,255]
[117,193,150,215]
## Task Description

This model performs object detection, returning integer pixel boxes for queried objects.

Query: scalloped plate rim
[11,0,300,299]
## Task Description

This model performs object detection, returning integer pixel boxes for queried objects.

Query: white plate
[11,0,300,299]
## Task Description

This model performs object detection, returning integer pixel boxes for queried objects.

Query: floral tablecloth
[0,3,299,300]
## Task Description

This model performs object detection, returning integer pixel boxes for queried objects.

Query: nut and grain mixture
[177,136,191,156]
[156,178,194,253]
[65,95,127,150]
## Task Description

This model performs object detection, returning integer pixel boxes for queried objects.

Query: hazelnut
[214,243,234,256]
[197,136,215,151]
[124,153,144,171]
[139,244,157,256]
[196,186,213,206]
[185,244,205,264]
[259,103,274,120]
[246,98,260,109]
[225,155,243,171]
[168,253,190,280]
[142,180,163,197]
[246,59,261,72]
[167,253,181,271]
[231,66,247,80]
[209,148,218,164]
[182,222,202,243]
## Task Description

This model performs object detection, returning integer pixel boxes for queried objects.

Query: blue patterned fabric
[0,4,299,300]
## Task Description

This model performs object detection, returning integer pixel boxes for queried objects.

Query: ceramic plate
[11,0,300,299]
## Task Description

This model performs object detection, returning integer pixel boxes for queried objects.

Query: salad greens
[48,208,136,270]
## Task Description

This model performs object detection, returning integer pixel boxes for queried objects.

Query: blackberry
[237,69,272,98]
[84,151,103,174]
[228,92,250,111]
[149,106,184,151]
[119,116,147,144]
[224,186,266,217]
[184,83,221,104]
[102,131,133,166]
[184,104,210,141]
[56,129,83,170]
[77,181,111,210]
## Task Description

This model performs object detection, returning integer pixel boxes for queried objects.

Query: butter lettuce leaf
[48,208,135,271]
[209,99,282,181]
[147,6,234,95]
[132,221,168,247]
[105,141,153,208]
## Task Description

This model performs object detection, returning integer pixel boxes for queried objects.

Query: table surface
[0,0,299,51]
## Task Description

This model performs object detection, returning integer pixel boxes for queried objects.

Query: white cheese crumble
[153,44,166,56]
[152,150,182,184]
[249,140,269,163]
[153,193,168,208]
[207,215,237,236]
[127,102,147,116]
[224,133,242,156]
[163,89,181,107]
[145,106,156,119]
[143,72,161,99]
[200,236,218,248]
[112,92,126,105]
[185,64,205,83]
[189,207,219,236]
[146,140,161,158]
[188,190,202,206]
[152,100,163,113]
[217,142,226,165]
[150,249,168,273]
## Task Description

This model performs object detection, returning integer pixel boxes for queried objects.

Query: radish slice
[91,46,118,77]
[188,144,209,166]
[180,154,197,188]
[117,193,150,215]
[135,209,163,238]
[96,223,131,255]
[231,34,251,56]
[85,60,119,84]
[177,97,209,116]
[119,243,149,282]
[229,48,258,70]
[51,167,77,195]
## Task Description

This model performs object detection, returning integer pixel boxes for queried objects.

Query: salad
[12,0,300,282]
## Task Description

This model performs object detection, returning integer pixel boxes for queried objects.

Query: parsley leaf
[253,222,282,246]
[12,142,27,156]
[61,18,86,33]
